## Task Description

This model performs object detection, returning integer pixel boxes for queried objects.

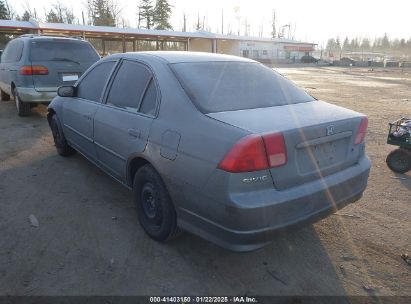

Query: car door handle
[83,114,92,121]
[128,129,141,139]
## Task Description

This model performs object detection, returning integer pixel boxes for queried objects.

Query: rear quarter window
[171,62,315,113]
[2,40,24,63]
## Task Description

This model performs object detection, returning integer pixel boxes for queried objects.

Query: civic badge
[326,125,335,136]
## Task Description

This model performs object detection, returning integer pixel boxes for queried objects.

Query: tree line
[0,0,173,30]
[326,34,411,56]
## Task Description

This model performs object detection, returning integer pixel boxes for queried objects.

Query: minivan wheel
[50,114,76,157]
[133,164,181,241]
[1,89,10,101]
[386,148,411,173]
[13,89,31,116]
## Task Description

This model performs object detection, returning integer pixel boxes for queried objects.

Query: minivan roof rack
[19,34,39,38]
[19,33,84,40]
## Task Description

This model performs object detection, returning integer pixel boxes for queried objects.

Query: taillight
[354,117,368,145]
[218,132,287,173]
[20,66,49,75]
[262,132,287,167]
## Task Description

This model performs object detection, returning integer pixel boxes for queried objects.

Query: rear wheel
[1,89,10,101]
[133,164,181,242]
[386,148,411,173]
[50,114,76,157]
[13,88,31,116]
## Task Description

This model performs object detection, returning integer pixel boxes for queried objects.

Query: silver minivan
[0,35,99,116]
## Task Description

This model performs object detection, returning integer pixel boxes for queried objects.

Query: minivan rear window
[171,62,315,113]
[30,40,99,63]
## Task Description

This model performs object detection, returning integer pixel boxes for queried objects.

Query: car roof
[108,51,256,64]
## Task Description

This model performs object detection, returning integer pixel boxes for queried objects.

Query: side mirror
[57,86,75,97]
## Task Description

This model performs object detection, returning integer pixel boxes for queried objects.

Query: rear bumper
[179,156,371,252]
[16,87,57,103]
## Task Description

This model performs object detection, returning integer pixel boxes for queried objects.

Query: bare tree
[44,2,76,24]
[4,0,16,19]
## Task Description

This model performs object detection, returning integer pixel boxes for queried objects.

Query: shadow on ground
[0,101,346,295]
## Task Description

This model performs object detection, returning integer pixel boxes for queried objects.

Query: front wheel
[386,148,411,173]
[50,114,76,157]
[133,164,181,242]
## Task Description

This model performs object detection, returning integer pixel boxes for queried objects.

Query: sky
[7,0,411,45]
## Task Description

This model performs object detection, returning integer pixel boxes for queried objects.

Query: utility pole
[82,11,85,25]
[137,7,141,29]
[293,22,296,40]
[183,12,187,32]
[221,9,224,35]
[259,17,264,37]
[282,24,291,39]
[197,13,200,29]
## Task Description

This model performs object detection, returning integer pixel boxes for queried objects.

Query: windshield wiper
[51,57,80,64]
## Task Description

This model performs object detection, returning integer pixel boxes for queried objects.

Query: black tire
[133,164,181,242]
[13,88,31,116]
[50,114,76,157]
[1,89,10,101]
[386,148,411,173]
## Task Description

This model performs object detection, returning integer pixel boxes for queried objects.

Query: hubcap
[141,182,162,226]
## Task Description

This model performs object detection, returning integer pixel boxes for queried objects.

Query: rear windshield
[171,62,315,113]
[30,40,99,62]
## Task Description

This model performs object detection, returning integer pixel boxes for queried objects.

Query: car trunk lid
[208,101,365,190]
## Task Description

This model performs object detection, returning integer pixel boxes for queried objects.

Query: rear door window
[30,40,99,63]
[106,60,152,112]
[171,62,315,113]
[76,61,116,102]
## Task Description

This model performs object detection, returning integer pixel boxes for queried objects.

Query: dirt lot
[0,67,410,297]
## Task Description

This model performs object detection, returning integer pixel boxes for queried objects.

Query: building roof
[38,21,206,39]
[0,19,317,46]
[195,30,316,45]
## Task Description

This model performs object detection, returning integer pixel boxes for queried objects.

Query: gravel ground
[0,66,410,297]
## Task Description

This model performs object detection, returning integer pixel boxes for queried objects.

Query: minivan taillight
[218,132,287,173]
[354,117,368,145]
[20,66,49,75]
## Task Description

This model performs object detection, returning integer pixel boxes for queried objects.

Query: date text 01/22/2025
[149,296,258,303]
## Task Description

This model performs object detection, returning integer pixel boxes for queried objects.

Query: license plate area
[62,74,79,82]
[297,139,348,174]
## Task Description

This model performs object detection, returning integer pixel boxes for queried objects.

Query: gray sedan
[47,52,371,252]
